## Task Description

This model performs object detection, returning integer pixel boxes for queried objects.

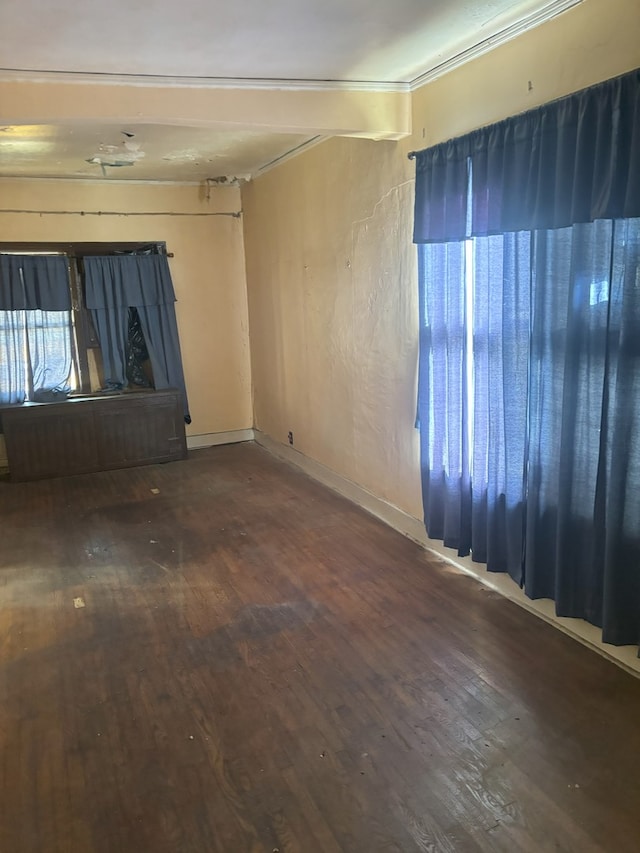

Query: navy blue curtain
[0,255,71,311]
[417,234,530,585]
[470,232,531,582]
[413,68,640,649]
[414,68,640,242]
[83,255,190,422]
[525,219,640,646]
[417,240,471,554]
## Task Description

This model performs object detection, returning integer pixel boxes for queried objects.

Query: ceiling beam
[0,77,411,141]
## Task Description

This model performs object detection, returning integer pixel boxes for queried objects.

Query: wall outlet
[288,431,294,445]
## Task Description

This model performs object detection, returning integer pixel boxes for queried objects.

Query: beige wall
[0,179,253,440]
[243,137,420,514]
[242,0,640,520]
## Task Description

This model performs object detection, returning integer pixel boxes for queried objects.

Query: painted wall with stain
[242,0,640,520]
[0,179,253,445]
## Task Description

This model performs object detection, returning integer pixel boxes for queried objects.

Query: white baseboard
[255,430,640,677]
[255,430,428,543]
[187,428,254,450]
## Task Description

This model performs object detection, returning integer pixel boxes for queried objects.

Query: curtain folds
[0,311,28,405]
[524,220,640,645]
[413,67,640,650]
[83,255,190,422]
[90,304,130,392]
[418,235,530,585]
[470,233,530,583]
[0,255,74,404]
[0,310,74,405]
[0,255,71,310]
[601,219,640,644]
[414,67,640,242]
[417,240,471,553]
[84,254,176,310]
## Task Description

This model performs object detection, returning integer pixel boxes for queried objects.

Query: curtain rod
[408,68,639,164]
[0,248,174,258]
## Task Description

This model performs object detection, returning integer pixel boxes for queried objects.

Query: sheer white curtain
[0,309,74,405]
[0,310,27,405]
[0,254,75,405]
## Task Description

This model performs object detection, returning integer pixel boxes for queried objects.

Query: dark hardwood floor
[1,442,639,853]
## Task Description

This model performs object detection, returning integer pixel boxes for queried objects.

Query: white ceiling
[0,0,579,182]
[2,0,559,83]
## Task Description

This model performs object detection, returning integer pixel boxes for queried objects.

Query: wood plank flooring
[1,442,639,853]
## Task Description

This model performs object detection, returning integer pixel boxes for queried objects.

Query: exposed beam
[0,77,411,141]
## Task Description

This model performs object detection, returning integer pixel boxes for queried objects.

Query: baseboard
[255,430,428,543]
[187,429,254,450]
[255,430,640,678]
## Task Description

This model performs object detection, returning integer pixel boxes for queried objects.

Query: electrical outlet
[288,431,294,445]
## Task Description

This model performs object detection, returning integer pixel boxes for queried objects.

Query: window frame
[0,241,170,402]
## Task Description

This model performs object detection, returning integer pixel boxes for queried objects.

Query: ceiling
[0,124,315,183]
[0,0,580,182]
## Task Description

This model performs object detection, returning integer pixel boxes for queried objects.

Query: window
[0,252,81,406]
[0,307,77,404]
[0,243,188,417]
[412,68,640,647]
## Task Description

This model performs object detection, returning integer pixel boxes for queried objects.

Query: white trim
[0,1,582,97]
[255,430,427,542]
[255,430,640,678]
[187,429,254,450]
[0,68,409,94]
[409,0,583,91]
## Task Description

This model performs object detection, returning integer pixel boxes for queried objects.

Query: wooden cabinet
[1,389,187,481]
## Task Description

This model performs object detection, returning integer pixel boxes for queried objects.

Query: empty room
[1,0,639,850]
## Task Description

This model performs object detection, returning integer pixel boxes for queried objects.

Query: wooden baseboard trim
[255,430,640,678]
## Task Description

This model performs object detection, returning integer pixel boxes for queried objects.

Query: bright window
[0,308,77,405]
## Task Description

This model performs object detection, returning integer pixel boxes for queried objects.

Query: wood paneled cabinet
[1,389,187,482]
